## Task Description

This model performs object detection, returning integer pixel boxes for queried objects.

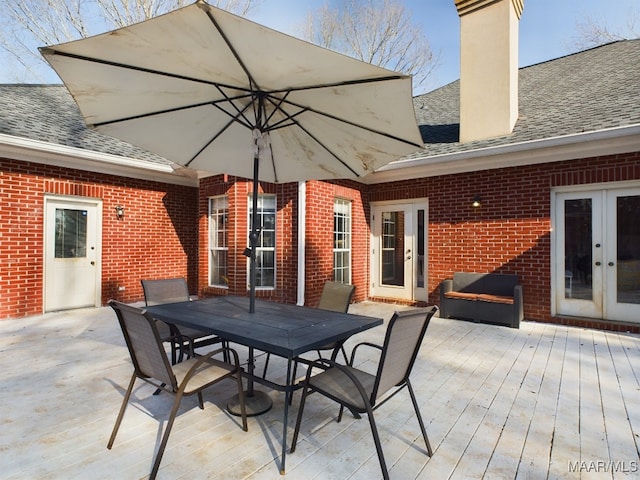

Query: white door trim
[43,195,102,312]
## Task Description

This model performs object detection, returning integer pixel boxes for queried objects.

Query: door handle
[90,261,95,266]
[595,261,601,266]
[608,262,614,267]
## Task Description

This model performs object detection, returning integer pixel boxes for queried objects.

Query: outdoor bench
[439,272,523,328]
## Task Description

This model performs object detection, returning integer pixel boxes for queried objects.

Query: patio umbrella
[40,0,423,415]
[40,0,422,311]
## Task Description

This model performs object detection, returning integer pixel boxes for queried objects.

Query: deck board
[0,303,638,479]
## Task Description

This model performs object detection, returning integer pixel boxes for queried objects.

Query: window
[249,194,276,288]
[208,196,228,287]
[55,208,87,258]
[333,198,351,283]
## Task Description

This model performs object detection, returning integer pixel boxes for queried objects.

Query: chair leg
[234,369,248,431]
[150,390,184,480]
[290,381,311,453]
[107,373,136,449]
[407,379,432,456]
[365,408,390,480]
[261,353,271,379]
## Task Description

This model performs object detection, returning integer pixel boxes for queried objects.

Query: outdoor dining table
[145,295,383,475]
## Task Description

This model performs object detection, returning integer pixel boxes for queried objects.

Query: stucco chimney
[455,0,524,143]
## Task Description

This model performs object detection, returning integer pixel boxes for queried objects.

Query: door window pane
[564,199,592,300]
[616,195,640,304]
[55,209,87,258]
[381,211,404,286]
[417,209,425,288]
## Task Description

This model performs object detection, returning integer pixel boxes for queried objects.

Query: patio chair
[142,278,223,364]
[290,306,438,480]
[107,300,247,480]
[261,281,355,379]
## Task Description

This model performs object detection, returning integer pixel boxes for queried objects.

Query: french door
[371,201,427,301]
[44,197,102,312]
[555,187,640,323]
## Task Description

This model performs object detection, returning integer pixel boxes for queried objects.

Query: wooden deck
[0,302,638,479]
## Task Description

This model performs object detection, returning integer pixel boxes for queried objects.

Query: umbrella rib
[184,100,257,167]
[202,4,261,92]
[266,74,407,95]
[269,92,424,148]
[283,119,360,178]
[40,48,254,93]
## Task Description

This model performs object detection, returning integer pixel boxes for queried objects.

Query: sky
[1,0,638,92]
[247,0,640,91]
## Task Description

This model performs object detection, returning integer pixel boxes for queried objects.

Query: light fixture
[472,196,482,208]
[114,205,125,218]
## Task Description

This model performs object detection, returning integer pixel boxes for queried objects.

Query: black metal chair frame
[107,300,247,480]
[290,306,438,480]
[141,278,223,364]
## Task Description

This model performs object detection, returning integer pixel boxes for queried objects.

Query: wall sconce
[114,205,125,219]
[472,196,482,208]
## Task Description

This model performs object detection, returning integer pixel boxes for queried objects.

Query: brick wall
[0,158,198,319]
[304,180,369,306]
[369,152,640,332]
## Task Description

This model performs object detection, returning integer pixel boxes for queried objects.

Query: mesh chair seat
[306,366,376,411]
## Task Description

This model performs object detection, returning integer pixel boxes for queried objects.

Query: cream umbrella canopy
[40,0,423,313]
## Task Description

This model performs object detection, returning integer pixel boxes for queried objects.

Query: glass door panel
[615,195,640,304]
[555,192,602,318]
[381,211,405,286]
[564,198,593,301]
[606,190,640,322]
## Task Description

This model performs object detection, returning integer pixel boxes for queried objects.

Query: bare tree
[570,8,639,50]
[301,0,438,93]
[0,0,260,82]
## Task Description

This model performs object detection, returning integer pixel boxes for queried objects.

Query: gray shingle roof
[0,84,171,166]
[411,39,640,158]
[1,40,638,166]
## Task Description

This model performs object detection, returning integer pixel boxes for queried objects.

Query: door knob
[608,262,614,267]
[90,261,95,266]
[595,261,601,266]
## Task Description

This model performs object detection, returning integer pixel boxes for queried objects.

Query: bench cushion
[444,291,479,300]
[476,293,514,305]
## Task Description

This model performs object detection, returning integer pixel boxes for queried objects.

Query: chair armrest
[349,341,382,366]
[440,278,453,293]
[179,346,243,389]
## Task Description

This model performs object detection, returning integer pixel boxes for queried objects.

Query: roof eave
[362,124,640,184]
[0,133,199,187]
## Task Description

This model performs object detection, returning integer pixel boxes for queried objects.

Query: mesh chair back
[110,301,177,389]
[317,281,355,313]
[141,278,190,306]
[372,307,437,403]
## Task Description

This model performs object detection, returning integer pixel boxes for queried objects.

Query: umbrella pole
[228,134,273,417]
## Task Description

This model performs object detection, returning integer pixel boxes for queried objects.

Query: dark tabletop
[145,296,383,358]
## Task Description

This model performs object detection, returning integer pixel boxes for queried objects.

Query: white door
[371,202,427,301]
[555,187,640,323]
[604,188,640,322]
[44,197,101,312]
